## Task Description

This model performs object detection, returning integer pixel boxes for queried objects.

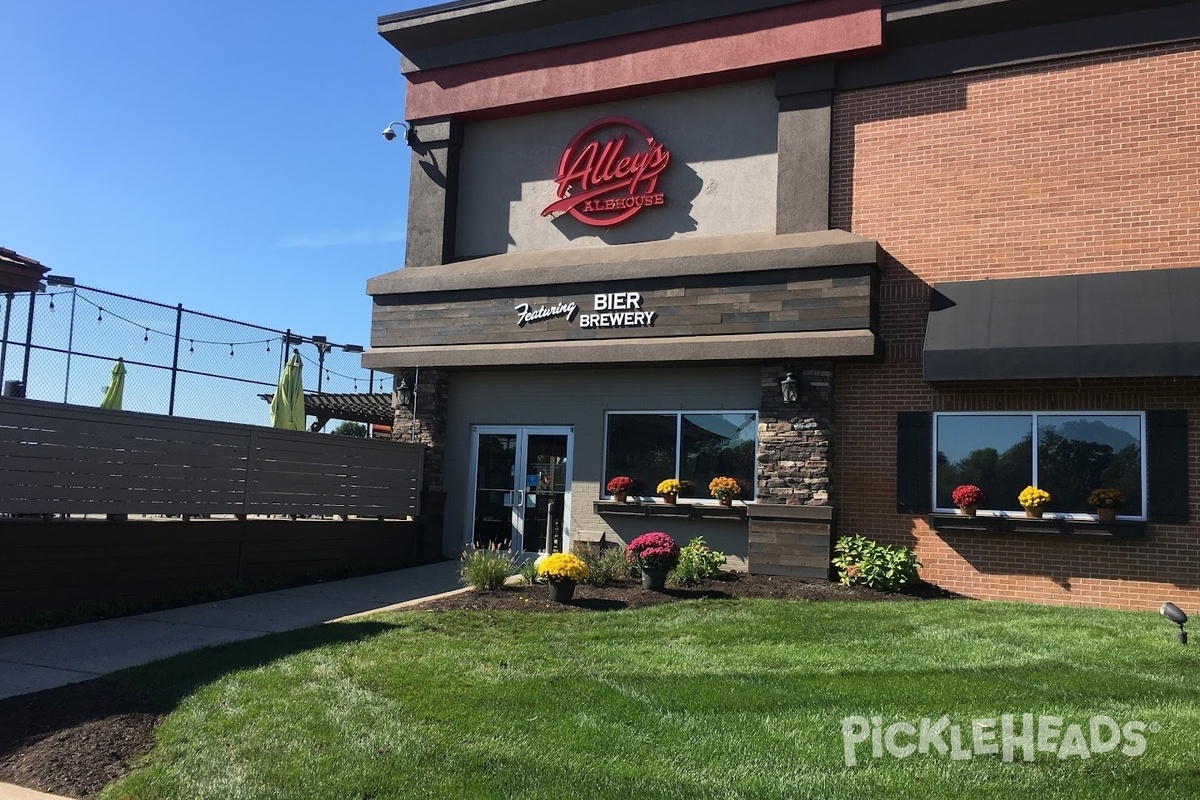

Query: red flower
[951,484,986,508]
[606,476,635,493]
[626,532,681,570]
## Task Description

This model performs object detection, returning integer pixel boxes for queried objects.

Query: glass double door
[469,426,572,554]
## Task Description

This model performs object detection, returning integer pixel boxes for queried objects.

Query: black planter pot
[641,567,668,591]
[548,579,576,602]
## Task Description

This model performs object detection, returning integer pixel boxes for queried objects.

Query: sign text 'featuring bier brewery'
[515,293,657,329]
[541,116,671,227]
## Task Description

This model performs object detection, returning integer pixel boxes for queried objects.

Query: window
[604,411,757,501]
[933,412,1146,518]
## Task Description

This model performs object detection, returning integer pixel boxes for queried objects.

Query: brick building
[366,0,1200,610]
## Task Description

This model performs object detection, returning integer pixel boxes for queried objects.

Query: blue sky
[1,0,430,349]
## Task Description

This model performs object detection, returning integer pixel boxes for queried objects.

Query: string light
[144,328,149,343]
[229,344,235,358]
[97,308,103,323]
[189,340,194,354]
[49,296,55,312]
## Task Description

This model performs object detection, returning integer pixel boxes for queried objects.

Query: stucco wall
[442,366,762,565]
[454,80,779,258]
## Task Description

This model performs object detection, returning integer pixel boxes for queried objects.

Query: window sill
[594,501,748,522]
[929,513,1146,540]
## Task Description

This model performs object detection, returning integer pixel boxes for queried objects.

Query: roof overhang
[923,268,1200,381]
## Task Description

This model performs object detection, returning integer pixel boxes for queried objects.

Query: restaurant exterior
[365,0,1200,610]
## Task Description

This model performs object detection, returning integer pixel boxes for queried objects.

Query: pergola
[0,247,49,294]
[259,391,395,433]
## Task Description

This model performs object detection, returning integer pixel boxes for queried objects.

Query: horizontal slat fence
[0,397,422,518]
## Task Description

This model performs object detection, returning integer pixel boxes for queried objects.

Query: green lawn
[104,599,1199,799]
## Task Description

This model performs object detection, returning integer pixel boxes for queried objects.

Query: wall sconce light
[1161,602,1188,645]
[780,372,798,404]
[382,121,417,148]
[394,372,413,408]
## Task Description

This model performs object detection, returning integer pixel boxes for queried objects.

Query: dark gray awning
[923,268,1200,381]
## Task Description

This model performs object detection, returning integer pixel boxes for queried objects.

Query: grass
[103,600,1199,799]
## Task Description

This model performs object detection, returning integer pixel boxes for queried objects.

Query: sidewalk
[0,560,463,701]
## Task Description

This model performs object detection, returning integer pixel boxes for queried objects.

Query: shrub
[669,537,726,586]
[832,535,921,591]
[459,543,518,591]
[518,561,541,586]
[626,532,681,571]
[579,546,630,586]
[537,553,589,583]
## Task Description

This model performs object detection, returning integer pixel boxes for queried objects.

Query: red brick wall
[830,41,1200,610]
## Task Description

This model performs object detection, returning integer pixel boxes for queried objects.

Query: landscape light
[1160,602,1188,645]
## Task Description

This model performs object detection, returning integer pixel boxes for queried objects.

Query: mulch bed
[0,573,959,799]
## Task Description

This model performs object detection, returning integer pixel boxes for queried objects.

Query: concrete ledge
[367,229,881,294]
[746,503,834,521]
[364,329,878,369]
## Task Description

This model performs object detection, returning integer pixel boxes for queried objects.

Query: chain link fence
[0,283,390,428]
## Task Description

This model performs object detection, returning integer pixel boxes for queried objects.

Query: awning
[923,268,1200,381]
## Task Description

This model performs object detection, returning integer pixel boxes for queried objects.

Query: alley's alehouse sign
[540,116,671,227]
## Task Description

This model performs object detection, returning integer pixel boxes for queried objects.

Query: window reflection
[605,412,757,500]
[1038,415,1141,514]
[935,413,1145,517]
[936,415,1032,511]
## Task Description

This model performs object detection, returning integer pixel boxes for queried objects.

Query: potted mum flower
[951,484,986,516]
[606,475,635,502]
[1018,486,1051,518]
[1088,488,1125,522]
[708,476,741,506]
[626,532,680,590]
[657,478,682,505]
[536,552,589,602]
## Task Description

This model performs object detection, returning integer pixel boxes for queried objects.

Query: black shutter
[896,411,933,514]
[1147,410,1189,524]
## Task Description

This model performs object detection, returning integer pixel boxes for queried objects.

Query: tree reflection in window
[605,412,757,500]
[935,413,1143,516]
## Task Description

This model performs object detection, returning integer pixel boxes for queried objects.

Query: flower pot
[959,505,977,517]
[1025,507,1044,519]
[613,491,627,503]
[718,497,733,507]
[663,493,677,505]
[641,567,667,591]
[548,579,576,602]
[1097,507,1117,522]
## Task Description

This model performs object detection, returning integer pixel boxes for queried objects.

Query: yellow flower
[657,478,682,495]
[536,552,589,582]
[1018,486,1051,508]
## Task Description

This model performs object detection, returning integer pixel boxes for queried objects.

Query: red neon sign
[541,116,671,228]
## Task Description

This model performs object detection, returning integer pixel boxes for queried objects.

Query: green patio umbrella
[100,358,126,410]
[270,351,306,430]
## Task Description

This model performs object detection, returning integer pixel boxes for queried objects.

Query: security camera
[382,121,409,143]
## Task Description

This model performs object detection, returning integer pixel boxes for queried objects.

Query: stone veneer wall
[392,368,449,560]
[750,362,835,577]
[756,363,833,505]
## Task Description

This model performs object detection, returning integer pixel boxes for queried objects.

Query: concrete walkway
[0,560,463,701]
